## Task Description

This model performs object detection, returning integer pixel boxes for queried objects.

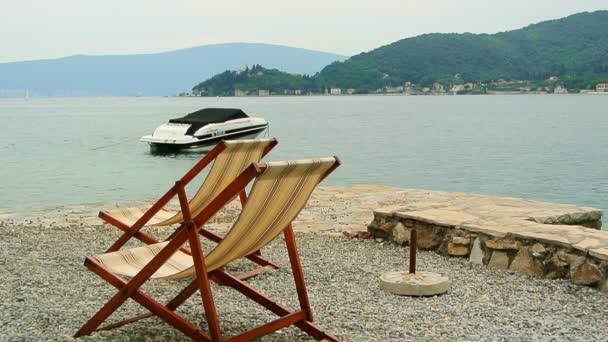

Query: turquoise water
[1,95,607,226]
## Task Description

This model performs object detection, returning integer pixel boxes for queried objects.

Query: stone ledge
[367,190,607,292]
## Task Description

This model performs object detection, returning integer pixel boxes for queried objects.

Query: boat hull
[147,125,267,153]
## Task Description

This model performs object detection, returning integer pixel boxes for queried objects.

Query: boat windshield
[169,108,249,135]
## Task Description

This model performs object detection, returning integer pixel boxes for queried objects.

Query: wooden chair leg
[283,224,314,321]
[187,223,223,341]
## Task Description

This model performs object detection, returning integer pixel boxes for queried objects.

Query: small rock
[392,222,410,244]
[469,238,484,265]
[530,243,547,255]
[488,251,510,269]
[510,247,544,277]
[415,227,444,250]
[557,250,585,266]
[571,261,603,285]
[448,242,470,256]
[599,278,608,294]
[485,239,521,250]
[357,231,371,239]
[451,236,471,245]
[375,237,385,243]
[342,231,356,238]
[545,253,570,279]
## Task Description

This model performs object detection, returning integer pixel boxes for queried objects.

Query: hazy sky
[1,0,606,63]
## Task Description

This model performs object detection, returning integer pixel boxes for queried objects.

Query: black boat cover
[169,108,249,135]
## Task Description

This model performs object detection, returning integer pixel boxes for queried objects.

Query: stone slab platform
[366,188,608,291]
[369,191,604,254]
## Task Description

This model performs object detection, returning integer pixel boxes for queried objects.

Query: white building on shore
[554,85,568,94]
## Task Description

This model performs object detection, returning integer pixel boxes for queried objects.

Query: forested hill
[193,11,608,95]
[319,11,608,91]
[193,64,322,96]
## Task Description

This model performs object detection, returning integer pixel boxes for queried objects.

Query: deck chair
[74,157,341,341]
[101,138,279,274]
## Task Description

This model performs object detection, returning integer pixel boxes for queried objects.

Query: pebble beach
[0,222,608,341]
[2,190,608,341]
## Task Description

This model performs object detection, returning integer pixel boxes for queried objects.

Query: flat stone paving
[366,188,606,260]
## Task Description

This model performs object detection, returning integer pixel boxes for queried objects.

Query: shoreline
[2,92,608,100]
[206,92,608,98]
[1,184,603,230]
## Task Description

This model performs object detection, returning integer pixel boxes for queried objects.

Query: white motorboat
[141,108,268,152]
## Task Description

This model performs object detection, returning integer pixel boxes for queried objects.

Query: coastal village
[190,71,608,97]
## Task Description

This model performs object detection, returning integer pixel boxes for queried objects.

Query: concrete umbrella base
[379,271,449,296]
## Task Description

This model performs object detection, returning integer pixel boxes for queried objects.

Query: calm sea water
[1,95,607,226]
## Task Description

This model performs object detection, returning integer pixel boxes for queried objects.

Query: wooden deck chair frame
[74,158,341,341]
[100,138,279,279]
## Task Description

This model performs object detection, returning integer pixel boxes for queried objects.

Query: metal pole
[409,228,417,274]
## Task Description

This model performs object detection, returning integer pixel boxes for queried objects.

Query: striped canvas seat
[102,138,275,227]
[92,157,337,280]
[93,241,193,280]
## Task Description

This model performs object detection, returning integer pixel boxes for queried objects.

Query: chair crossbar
[224,311,307,342]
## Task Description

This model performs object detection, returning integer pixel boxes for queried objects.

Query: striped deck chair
[101,138,278,274]
[74,157,341,342]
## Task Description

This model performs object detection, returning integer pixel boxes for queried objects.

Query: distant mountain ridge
[0,43,346,97]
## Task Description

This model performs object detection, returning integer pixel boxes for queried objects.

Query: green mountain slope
[193,11,608,95]
[319,11,608,91]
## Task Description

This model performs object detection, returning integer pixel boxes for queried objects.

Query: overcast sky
[1,0,606,63]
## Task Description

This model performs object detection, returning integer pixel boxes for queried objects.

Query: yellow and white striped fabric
[203,157,335,272]
[102,207,177,226]
[92,241,190,279]
[92,157,337,280]
[101,138,274,227]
